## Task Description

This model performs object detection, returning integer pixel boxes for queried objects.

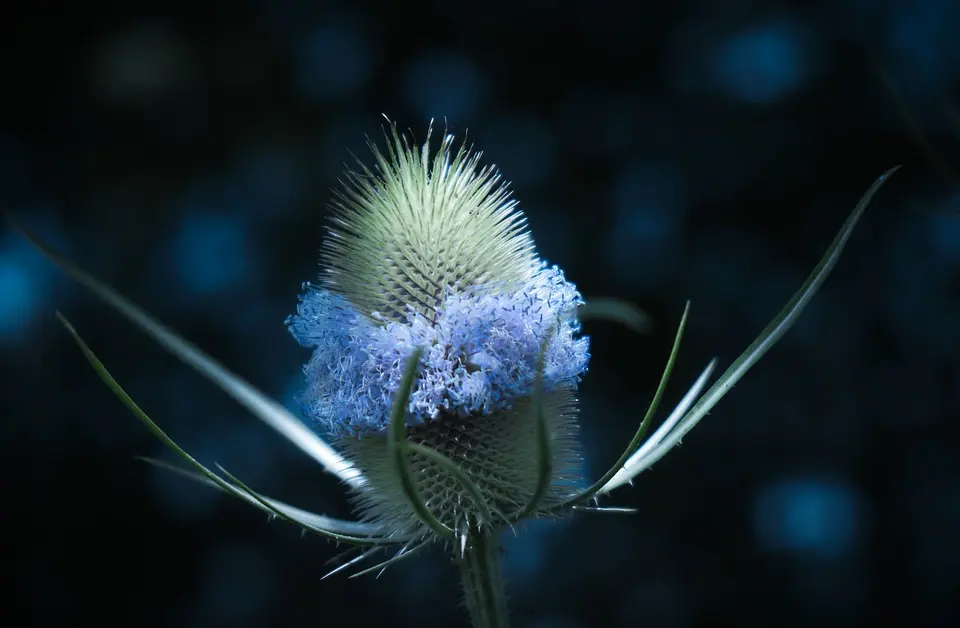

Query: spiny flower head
[286,122,591,533]
[286,124,589,439]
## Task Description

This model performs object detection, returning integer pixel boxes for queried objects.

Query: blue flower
[287,262,590,438]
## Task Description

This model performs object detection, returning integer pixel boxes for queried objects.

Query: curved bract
[8,222,365,490]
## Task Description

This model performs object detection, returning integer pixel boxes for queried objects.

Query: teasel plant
[10,120,897,628]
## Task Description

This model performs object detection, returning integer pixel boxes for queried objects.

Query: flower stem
[459,527,510,628]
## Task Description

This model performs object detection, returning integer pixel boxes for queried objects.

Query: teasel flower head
[9,116,898,628]
[286,124,592,538]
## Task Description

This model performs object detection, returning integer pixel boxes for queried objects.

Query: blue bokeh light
[711,18,813,105]
[402,51,487,122]
[295,18,373,102]
[214,423,280,488]
[927,195,960,266]
[501,518,570,585]
[230,147,305,219]
[0,210,68,345]
[753,475,864,561]
[0,252,41,341]
[887,0,960,94]
[200,542,277,619]
[605,162,686,289]
[481,113,556,187]
[885,213,960,358]
[165,211,258,296]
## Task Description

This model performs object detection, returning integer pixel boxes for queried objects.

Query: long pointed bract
[141,457,402,541]
[600,167,898,493]
[599,360,716,493]
[215,462,402,544]
[561,301,690,507]
[8,219,364,489]
[55,312,389,544]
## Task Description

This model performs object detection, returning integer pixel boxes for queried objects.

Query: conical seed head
[321,124,541,323]
[342,387,583,537]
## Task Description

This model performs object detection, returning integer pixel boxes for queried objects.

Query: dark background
[2,0,958,626]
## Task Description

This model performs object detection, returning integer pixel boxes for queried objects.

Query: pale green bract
[9,121,898,628]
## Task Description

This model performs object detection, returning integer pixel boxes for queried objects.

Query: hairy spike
[322,546,384,580]
[348,541,431,579]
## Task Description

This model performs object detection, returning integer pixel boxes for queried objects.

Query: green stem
[459,528,510,628]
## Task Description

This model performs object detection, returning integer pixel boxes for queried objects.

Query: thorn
[322,546,381,580]
[573,505,638,514]
[325,546,359,567]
